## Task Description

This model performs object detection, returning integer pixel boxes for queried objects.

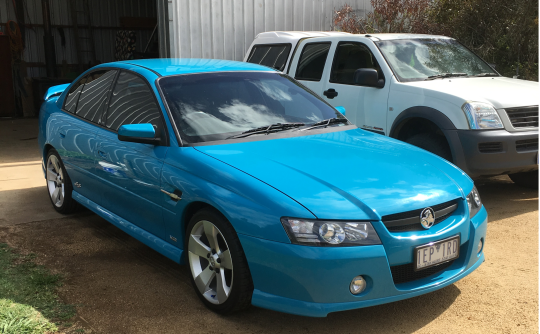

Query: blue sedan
[38,59,487,317]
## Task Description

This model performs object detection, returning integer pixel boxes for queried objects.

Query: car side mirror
[335,106,346,116]
[118,123,160,145]
[354,69,385,88]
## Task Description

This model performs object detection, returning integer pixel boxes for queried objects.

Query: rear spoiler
[44,83,70,101]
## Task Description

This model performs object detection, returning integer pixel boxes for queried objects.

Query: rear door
[288,38,334,96]
[245,43,292,71]
[55,69,117,203]
[94,70,168,239]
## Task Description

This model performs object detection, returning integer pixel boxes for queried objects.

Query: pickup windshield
[158,72,346,143]
[375,39,497,82]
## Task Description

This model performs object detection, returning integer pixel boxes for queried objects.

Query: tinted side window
[64,78,85,113]
[330,42,382,84]
[247,44,291,71]
[106,71,164,134]
[75,70,117,123]
[295,43,331,81]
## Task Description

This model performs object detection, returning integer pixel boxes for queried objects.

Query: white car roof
[253,31,452,42]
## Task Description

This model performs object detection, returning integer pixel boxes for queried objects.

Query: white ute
[244,31,539,187]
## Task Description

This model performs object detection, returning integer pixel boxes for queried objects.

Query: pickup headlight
[466,186,482,218]
[280,218,381,246]
[462,102,503,129]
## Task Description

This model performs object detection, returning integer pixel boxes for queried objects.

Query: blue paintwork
[118,123,156,138]
[335,106,346,116]
[38,59,486,317]
[44,83,70,100]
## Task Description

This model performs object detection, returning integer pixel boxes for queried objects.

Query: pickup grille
[382,199,459,233]
[478,142,503,153]
[505,106,539,128]
[516,138,539,152]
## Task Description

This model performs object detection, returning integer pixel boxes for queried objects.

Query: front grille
[390,260,454,285]
[506,106,539,128]
[382,199,458,233]
[516,138,538,152]
[478,142,503,153]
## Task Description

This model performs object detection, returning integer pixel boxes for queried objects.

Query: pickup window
[330,42,383,85]
[295,42,331,82]
[247,43,291,71]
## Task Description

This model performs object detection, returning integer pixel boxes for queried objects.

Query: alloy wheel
[46,155,65,207]
[188,220,234,304]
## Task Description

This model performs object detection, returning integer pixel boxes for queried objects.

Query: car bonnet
[194,129,472,220]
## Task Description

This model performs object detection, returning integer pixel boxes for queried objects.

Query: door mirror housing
[118,123,160,145]
[335,106,346,116]
[354,69,385,88]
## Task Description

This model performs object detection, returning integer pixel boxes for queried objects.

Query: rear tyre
[508,170,538,189]
[185,209,253,315]
[406,132,453,162]
[45,149,79,214]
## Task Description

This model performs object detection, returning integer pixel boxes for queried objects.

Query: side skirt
[72,191,183,263]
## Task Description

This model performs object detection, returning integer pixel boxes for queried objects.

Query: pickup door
[288,37,391,135]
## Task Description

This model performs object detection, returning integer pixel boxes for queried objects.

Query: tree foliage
[332,0,538,81]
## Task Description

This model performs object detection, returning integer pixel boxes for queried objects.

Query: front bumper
[240,206,488,317]
[445,129,538,177]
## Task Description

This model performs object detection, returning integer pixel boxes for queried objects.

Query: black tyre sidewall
[185,209,253,314]
[406,133,453,162]
[509,170,539,189]
[46,149,78,213]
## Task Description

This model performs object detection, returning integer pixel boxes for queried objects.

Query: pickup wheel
[405,133,452,162]
[46,149,79,213]
[185,209,253,315]
[508,171,538,189]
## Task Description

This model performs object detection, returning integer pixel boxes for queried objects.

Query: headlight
[462,102,503,129]
[466,186,482,218]
[280,218,381,246]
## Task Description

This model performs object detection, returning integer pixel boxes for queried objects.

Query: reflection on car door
[323,41,390,134]
[52,70,116,203]
[94,70,168,239]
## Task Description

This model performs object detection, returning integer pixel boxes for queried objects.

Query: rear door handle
[323,88,338,99]
[98,150,107,159]
[59,131,66,138]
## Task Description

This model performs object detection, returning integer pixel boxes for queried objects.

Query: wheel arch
[389,106,456,140]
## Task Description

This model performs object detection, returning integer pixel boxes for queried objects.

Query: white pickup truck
[244,31,539,187]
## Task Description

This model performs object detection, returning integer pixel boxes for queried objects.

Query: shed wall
[0,0,156,77]
[168,0,371,60]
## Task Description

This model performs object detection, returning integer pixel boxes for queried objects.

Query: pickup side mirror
[118,123,160,145]
[335,106,346,116]
[354,68,385,88]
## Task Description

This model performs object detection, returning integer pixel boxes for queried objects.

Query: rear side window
[105,71,164,136]
[64,78,85,113]
[247,44,291,71]
[75,70,117,123]
[295,43,331,81]
[330,42,383,84]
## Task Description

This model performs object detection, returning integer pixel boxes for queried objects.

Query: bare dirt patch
[0,175,537,334]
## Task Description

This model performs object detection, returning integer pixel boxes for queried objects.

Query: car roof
[253,31,452,42]
[101,58,275,77]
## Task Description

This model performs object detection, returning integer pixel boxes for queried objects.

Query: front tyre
[46,149,79,213]
[186,209,253,315]
[509,170,538,189]
[406,132,453,162]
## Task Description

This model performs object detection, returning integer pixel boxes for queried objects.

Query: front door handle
[59,131,66,138]
[98,150,107,159]
[323,88,338,99]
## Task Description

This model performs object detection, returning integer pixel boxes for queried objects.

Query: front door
[322,41,391,134]
[94,70,168,239]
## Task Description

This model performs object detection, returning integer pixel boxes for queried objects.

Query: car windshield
[158,72,345,143]
[376,38,497,82]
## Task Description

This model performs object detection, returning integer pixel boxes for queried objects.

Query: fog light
[478,238,484,253]
[350,275,366,295]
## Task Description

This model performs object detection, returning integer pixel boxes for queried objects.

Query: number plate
[414,235,460,271]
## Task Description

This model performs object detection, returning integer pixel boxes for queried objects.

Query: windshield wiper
[472,73,498,77]
[425,73,468,80]
[299,118,349,131]
[226,122,305,139]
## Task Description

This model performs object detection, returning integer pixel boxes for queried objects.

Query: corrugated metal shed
[0,0,156,77]
[168,0,371,60]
